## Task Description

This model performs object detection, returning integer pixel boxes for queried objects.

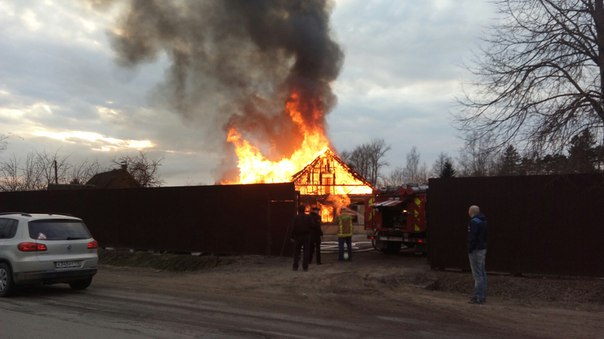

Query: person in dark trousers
[291,204,311,271]
[337,208,354,261]
[308,207,323,265]
[467,205,488,304]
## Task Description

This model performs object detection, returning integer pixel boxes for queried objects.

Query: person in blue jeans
[467,205,488,304]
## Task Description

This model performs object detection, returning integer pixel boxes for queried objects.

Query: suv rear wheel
[69,277,92,290]
[0,262,14,297]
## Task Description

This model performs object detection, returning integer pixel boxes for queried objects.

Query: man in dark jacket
[308,207,323,265]
[467,205,488,304]
[291,205,311,271]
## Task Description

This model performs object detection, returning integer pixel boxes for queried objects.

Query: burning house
[223,93,375,224]
[292,149,374,223]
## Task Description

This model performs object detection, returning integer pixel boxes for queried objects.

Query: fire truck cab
[366,185,427,254]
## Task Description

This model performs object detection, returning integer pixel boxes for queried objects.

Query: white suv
[0,213,98,296]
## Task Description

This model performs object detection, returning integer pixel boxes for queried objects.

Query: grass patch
[98,248,234,271]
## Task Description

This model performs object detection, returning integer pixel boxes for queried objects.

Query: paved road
[0,278,492,339]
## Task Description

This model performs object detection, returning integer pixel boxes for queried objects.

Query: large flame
[316,194,351,223]
[224,91,330,184]
[224,91,372,223]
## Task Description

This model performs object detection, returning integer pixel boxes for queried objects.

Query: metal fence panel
[428,174,604,277]
[0,183,297,256]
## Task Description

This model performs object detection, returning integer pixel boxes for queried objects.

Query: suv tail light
[87,240,98,249]
[18,242,47,252]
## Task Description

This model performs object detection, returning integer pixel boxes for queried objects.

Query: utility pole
[54,160,58,184]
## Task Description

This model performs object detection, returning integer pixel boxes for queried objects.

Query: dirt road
[1,250,602,338]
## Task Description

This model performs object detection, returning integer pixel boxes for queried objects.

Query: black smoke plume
[93,0,343,179]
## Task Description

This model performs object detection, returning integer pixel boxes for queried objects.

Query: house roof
[85,168,140,189]
[291,148,375,190]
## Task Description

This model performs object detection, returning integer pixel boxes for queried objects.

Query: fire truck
[365,185,428,254]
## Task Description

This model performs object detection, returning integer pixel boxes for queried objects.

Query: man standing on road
[337,208,354,261]
[308,207,323,265]
[467,205,488,304]
[291,205,311,271]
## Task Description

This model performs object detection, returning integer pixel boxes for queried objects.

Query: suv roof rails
[0,212,33,217]
[48,212,74,217]
[0,212,76,218]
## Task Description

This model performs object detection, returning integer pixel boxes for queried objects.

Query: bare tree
[113,152,164,187]
[0,135,22,191]
[0,151,66,191]
[341,139,390,186]
[402,146,428,184]
[0,154,22,191]
[403,146,420,183]
[0,150,106,191]
[383,166,405,187]
[21,153,45,191]
[458,0,604,153]
[457,132,498,177]
[35,150,71,187]
[341,148,371,181]
[70,159,101,184]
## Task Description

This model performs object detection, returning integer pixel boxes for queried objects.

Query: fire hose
[319,241,374,253]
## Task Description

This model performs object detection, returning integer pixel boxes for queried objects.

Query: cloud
[0,0,495,184]
[0,1,224,185]
[30,129,154,152]
[329,0,494,169]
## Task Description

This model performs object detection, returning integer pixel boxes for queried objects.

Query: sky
[0,0,495,186]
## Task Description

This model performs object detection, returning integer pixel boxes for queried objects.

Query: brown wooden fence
[0,183,297,256]
[427,174,604,277]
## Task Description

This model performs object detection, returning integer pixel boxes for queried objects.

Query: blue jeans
[338,237,352,261]
[468,249,487,301]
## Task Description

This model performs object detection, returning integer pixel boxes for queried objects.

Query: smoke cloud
[93,0,343,178]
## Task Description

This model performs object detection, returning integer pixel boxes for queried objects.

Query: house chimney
[120,161,128,171]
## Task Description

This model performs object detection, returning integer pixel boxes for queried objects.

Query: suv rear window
[28,219,92,241]
[0,218,18,239]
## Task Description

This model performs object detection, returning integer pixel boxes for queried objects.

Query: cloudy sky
[0,0,495,186]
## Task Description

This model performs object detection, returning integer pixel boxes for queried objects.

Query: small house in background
[85,164,140,189]
[291,148,374,224]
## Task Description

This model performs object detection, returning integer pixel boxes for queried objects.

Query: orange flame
[224,91,373,225]
[223,92,330,184]
[316,194,351,223]
[319,204,333,223]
